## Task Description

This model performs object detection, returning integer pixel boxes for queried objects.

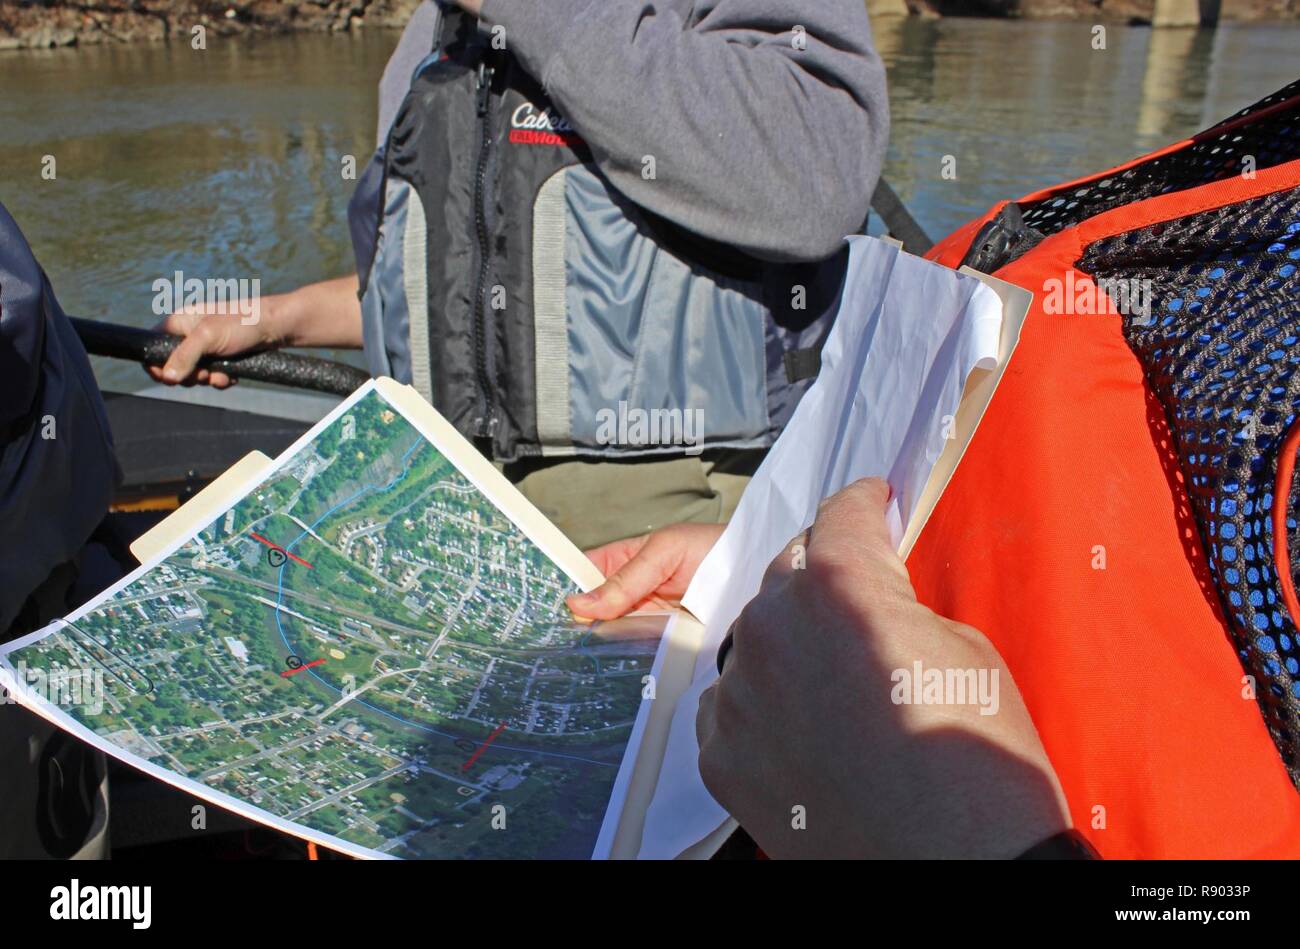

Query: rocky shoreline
[2,0,1297,51]
[0,1,422,51]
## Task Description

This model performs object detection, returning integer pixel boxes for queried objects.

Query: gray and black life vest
[348,10,849,462]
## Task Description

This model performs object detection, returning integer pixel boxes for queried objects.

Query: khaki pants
[503,449,765,551]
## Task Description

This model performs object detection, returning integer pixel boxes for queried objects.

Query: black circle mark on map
[285,655,303,670]
[454,738,476,754]
[267,548,287,568]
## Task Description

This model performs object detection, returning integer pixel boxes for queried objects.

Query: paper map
[0,381,667,859]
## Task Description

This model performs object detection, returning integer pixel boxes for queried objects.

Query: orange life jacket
[910,80,1300,858]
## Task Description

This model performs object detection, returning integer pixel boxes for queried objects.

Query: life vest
[347,8,846,463]
[909,79,1300,858]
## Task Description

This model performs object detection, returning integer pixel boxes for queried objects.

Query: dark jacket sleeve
[0,202,118,634]
[479,0,889,263]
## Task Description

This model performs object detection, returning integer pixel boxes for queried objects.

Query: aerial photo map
[2,385,663,859]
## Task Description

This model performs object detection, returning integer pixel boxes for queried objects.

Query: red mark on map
[281,658,327,678]
[461,722,509,771]
[249,532,314,569]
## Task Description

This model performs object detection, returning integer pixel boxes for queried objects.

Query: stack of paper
[638,236,1031,859]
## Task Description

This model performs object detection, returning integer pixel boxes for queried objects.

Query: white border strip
[531,169,576,456]
[403,191,434,404]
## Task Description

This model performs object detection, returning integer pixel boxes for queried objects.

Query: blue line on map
[267,434,615,769]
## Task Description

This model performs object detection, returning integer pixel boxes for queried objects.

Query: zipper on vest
[471,59,497,451]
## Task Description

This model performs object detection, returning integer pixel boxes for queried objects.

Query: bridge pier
[1152,0,1221,27]
[865,0,910,18]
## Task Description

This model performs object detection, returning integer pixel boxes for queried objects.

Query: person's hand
[144,274,363,388]
[144,295,288,388]
[566,522,725,620]
[696,478,1071,859]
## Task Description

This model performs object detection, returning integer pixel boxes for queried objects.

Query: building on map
[224,637,249,663]
[480,766,524,791]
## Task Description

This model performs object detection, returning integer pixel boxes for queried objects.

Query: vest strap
[783,347,822,383]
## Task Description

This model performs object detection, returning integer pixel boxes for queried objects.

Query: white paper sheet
[637,236,1005,859]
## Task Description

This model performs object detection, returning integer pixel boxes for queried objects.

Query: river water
[1,16,1296,393]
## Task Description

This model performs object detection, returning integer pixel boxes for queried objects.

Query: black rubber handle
[71,317,371,398]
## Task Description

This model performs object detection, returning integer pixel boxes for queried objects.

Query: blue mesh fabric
[1079,185,1300,787]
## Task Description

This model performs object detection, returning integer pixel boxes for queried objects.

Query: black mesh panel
[1079,186,1300,788]
[1022,79,1300,236]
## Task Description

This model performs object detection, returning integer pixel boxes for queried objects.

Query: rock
[30,25,78,48]
[0,0,423,50]
[361,0,422,27]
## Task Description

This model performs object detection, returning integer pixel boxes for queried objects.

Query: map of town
[7,389,661,858]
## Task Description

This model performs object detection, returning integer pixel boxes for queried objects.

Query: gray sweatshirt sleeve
[376,0,443,145]
[479,0,889,263]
